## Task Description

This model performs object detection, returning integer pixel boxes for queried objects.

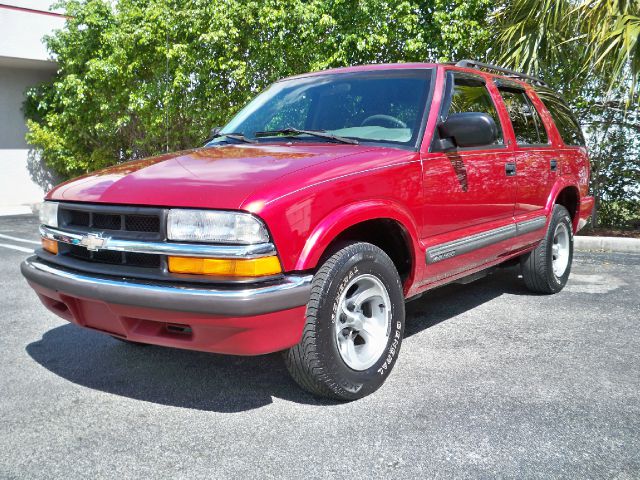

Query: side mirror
[437,112,498,150]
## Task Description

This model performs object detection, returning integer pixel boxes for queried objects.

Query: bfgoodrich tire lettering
[520,204,574,294]
[284,242,405,401]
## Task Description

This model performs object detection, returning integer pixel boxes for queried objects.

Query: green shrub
[25,0,493,178]
[597,200,640,229]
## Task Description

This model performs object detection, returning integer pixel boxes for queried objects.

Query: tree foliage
[581,97,640,227]
[25,0,493,177]
[494,0,640,98]
[493,0,640,228]
[23,0,640,228]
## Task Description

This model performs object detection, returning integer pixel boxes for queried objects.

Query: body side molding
[426,215,547,264]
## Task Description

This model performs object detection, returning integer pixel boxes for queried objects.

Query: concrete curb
[575,235,640,253]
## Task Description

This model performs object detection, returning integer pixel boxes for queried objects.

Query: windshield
[214,69,434,148]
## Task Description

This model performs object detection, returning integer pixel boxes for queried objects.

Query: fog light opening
[49,299,68,314]
[165,323,193,335]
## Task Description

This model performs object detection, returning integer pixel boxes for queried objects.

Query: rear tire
[521,205,573,294]
[284,242,405,401]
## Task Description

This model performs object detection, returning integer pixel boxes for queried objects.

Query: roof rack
[454,59,548,87]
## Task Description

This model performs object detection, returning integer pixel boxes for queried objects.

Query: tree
[24,0,494,178]
[493,0,640,228]
[582,96,640,228]
[494,0,639,99]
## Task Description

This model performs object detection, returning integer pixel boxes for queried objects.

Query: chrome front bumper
[40,225,277,258]
[21,256,312,316]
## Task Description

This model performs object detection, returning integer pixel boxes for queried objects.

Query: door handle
[550,159,558,172]
[505,162,516,176]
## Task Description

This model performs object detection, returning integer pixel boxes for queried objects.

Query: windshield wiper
[254,127,359,145]
[207,132,256,144]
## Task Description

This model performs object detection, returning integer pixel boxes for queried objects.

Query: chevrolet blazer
[22,60,594,400]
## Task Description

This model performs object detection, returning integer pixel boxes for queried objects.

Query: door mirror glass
[438,112,498,149]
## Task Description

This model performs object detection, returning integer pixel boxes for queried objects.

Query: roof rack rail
[454,59,548,87]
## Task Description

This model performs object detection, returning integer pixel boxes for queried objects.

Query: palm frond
[495,0,639,100]
[493,0,577,76]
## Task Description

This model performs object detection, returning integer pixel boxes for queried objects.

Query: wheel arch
[294,201,421,291]
[548,182,581,231]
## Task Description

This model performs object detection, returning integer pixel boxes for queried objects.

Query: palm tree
[494,0,640,99]
[494,0,639,229]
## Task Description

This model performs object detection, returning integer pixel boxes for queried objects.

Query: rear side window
[534,88,585,146]
[445,73,504,145]
[499,88,549,145]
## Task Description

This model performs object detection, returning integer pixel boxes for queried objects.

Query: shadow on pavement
[405,265,531,337]
[26,325,334,412]
[26,266,531,412]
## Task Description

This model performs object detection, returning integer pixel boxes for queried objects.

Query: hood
[47,143,376,210]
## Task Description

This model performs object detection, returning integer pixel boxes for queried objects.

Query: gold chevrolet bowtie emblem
[80,233,107,251]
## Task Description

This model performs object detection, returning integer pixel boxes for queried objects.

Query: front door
[418,71,517,283]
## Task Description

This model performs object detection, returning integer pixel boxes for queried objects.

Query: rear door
[495,81,555,219]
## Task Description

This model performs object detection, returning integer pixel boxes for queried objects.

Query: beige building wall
[0,2,65,214]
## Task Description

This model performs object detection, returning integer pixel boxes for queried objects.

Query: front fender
[294,200,422,274]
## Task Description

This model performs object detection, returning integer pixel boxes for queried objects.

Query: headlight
[167,209,269,244]
[39,201,59,228]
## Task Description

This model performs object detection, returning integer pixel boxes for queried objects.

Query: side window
[499,88,549,145]
[534,88,585,146]
[446,73,504,145]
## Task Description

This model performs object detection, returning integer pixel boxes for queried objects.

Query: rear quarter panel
[527,87,591,230]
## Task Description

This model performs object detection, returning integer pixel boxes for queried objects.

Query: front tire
[521,205,573,294]
[284,242,405,401]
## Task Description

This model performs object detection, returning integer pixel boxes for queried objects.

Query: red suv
[22,60,594,400]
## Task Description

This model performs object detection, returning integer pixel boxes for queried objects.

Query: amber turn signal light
[41,237,58,255]
[168,255,282,277]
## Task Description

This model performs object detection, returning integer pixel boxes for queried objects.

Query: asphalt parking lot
[1,214,638,479]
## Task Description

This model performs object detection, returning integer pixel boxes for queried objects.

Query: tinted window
[446,74,503,144]
[499,88,549,145]
[218,70,433,147]
[535,88,585,146]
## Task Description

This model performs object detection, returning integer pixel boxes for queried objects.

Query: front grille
[92,249,124,264]
[125,215,160,232]
[60,206,161,234]
[62,244,161,269]
[68,210,90,227]
[125,252,162,268]
[66,244,91,260]
[93,213,122,230]
[55,203,165,272]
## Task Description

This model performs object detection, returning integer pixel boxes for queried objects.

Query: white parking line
[0,233,40,245]
[0,243,34,253]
